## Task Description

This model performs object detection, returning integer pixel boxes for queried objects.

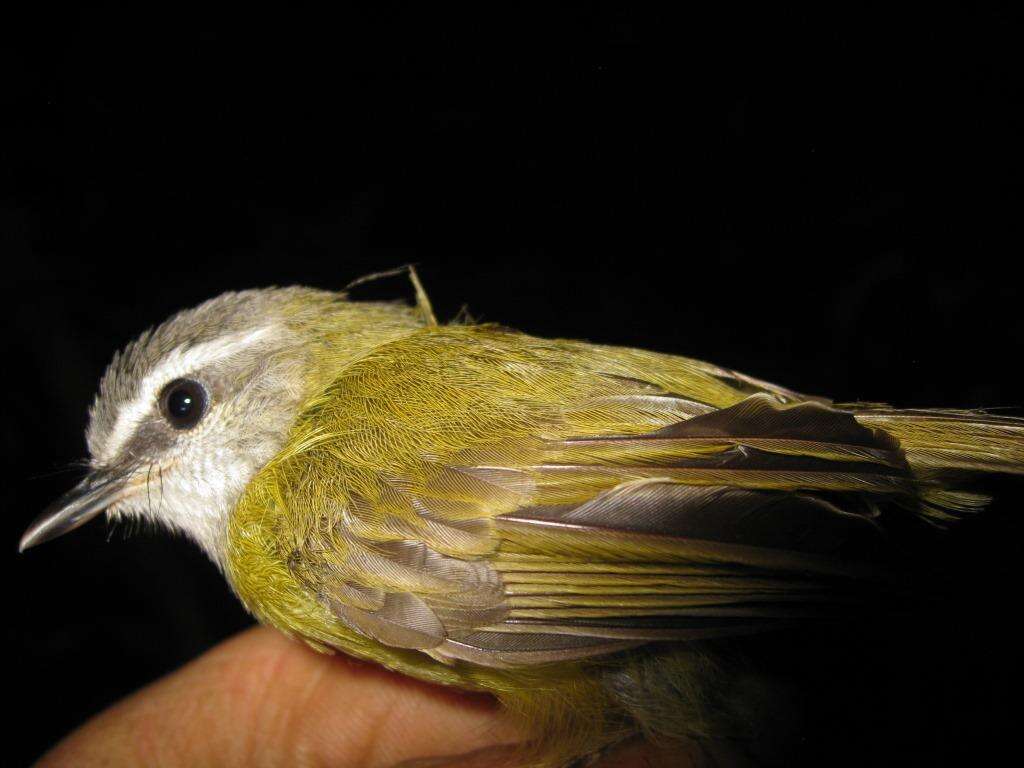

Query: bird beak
[20,464,138,552]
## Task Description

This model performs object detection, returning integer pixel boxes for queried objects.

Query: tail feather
[853,408,1024,476]
[851,407,1024,524]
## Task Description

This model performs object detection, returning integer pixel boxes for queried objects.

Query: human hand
[34,627,708,767]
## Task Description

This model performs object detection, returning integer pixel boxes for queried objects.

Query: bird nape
[21,283,1024,767]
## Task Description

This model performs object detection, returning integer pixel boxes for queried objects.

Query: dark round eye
[159,378,208,430]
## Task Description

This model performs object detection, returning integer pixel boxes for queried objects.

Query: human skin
[33,627,707,768]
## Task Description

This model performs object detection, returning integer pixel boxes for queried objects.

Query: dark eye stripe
[159,378,208,430]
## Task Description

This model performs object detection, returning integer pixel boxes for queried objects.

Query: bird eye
[159,378,208,430]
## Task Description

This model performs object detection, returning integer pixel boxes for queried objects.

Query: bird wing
[247,326,915,668]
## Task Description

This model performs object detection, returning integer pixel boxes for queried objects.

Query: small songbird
[21,278,1024,766]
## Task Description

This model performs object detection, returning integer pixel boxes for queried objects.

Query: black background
[5,6,1024,766]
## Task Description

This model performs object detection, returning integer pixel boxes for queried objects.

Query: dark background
[5,6,1024,767]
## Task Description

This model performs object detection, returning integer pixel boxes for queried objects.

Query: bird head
[20,286,425,564]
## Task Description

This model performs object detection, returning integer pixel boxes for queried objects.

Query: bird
[21,277,1024,766]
